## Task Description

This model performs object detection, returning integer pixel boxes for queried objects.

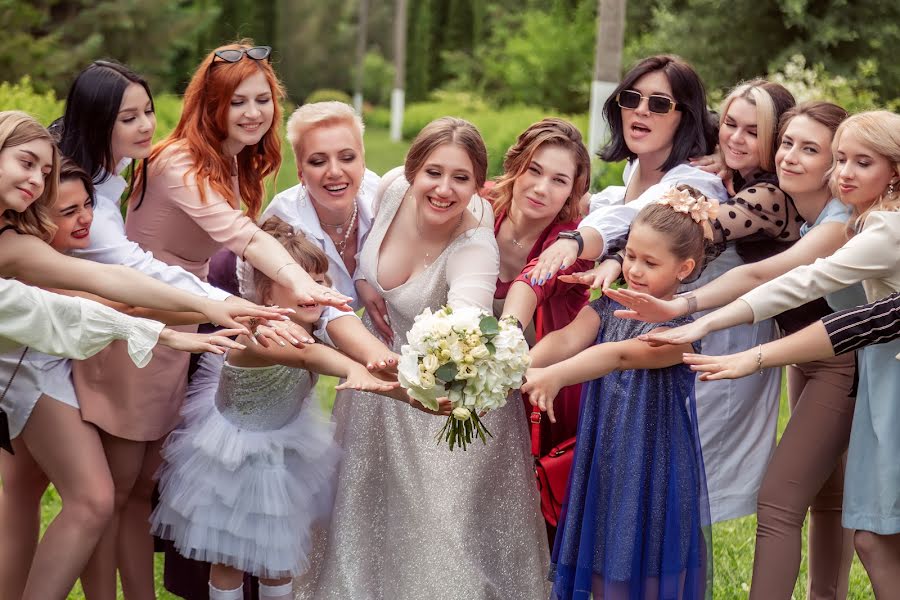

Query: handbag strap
[529,404,541,459]
[0,347,28,454]
[0,347,28,403]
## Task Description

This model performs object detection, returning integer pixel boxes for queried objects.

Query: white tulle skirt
[150,354,340,579]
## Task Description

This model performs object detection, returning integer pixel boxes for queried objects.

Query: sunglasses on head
[616,90,681,115]
[212,45,272,65]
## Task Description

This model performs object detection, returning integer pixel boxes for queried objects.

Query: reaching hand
[365,350,400,376]
[356,279,394,345]
[409,396,452,416]
[683,349,757,380]
[290,282,353,312]
[559,258,622,290]
[157,328,247,354]
[521,367,562,423]
[200,299,292,333]
[637,319,709,346]
[336,366,401,393]
[526,238,580,286]
[605,288,684,323]
[243,317,315,348]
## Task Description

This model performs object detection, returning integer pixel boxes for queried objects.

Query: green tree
[0,0,217,95]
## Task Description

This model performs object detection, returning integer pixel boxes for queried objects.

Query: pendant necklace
[417,207,464,268]
[331,201,358,258]
[321,200,357,235]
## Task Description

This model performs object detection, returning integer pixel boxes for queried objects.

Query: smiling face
[511,144,576,222]
[623,222,696,299]
[49,179,93,251]
[720,97,761,177]
[0,139,54,214]
[223,71,275,156]
[775,115,834,197]
[834,131,898,212]
[110,83,156,164]
[409,143,478,228]
[298,123,365,211]
[621,70,683,166]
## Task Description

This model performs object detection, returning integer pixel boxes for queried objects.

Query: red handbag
[530,406,576,528]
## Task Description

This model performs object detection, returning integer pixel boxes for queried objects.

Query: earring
[888,180,897,198]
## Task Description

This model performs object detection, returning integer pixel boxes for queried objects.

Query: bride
[296,117,549,599]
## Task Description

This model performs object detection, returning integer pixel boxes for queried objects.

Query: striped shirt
[823,292,900,358]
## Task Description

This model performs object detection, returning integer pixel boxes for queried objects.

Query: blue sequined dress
[551,298,711,600]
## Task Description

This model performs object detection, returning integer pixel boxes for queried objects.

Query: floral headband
[656,186,719,240]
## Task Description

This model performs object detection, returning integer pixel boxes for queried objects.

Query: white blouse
[255,169,381,308]
[0,278,163,365]
[70,160,230,301]
[581,161,729,258]
[742,210,900,320]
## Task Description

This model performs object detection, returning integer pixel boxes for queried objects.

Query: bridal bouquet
[398,306,530,451]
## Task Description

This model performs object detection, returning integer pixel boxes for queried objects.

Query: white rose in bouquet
[397,305,531,450]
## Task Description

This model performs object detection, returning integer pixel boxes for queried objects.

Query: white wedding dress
[295,169,550,600]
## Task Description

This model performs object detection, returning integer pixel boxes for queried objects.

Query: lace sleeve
[710,183,803,259]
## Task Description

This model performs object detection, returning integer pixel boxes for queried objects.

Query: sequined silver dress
[151,353,339,579]
[295,169,550,599]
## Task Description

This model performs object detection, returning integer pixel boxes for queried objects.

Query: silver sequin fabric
[215,361,313,431]
[295,175,550,600]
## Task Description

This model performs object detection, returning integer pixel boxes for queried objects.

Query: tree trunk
[353,0,370,113]
[390,0,407,141]
[588,0,626,157]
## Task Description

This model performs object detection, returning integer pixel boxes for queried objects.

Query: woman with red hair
[74,42,351,599]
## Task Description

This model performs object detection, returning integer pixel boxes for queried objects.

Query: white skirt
[150,355,340,579]
[0,349,77,439]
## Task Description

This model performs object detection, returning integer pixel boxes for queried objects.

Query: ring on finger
[252,329,261,337]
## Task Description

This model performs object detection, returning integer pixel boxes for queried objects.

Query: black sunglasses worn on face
[616,90,681,114]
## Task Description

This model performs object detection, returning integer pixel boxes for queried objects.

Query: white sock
[258,580,293,600]
[208,581,244,600]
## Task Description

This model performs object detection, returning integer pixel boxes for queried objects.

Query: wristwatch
[555,230,584,256]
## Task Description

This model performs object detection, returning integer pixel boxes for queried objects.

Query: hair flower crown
[657,186,719,239]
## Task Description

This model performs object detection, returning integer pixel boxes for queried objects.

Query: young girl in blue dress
[522,185,714,600]
[150,217,400,600]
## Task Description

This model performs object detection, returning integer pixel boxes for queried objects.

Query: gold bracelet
[756,344,764,375]
[275,262,302,281]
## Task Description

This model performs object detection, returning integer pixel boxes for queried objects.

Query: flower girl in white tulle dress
[150,217,399,600]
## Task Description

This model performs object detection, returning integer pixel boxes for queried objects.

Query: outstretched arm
[524,332,692,422]
[529,304,600,368]
[0,234,285,331]
[682,322,832,380]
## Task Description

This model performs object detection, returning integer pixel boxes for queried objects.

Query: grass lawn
[37,372,875,599]
[33,128,874,598]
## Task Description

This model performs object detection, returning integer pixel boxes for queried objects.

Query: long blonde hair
[0,111,59,242]
[832,110,900,232]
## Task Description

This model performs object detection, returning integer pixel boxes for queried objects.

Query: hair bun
[259,215,296,241]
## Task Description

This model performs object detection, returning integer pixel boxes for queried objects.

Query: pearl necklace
[330,201,358,258]
[320,201,357,235]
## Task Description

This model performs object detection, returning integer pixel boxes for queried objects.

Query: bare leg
[854,531,900,599]
[0,437,48,600]
[80,431,147,600]
[118,437,165,600]
[209,564,245,600]
[17,396,114,600]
